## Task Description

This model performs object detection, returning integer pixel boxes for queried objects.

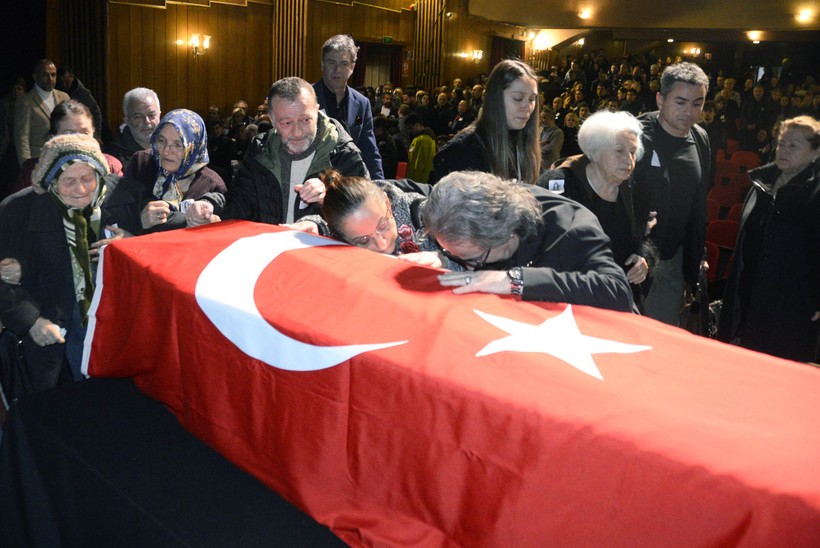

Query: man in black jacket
[186,77,367,226]
[57,67,108,144]
[632,62,710,325]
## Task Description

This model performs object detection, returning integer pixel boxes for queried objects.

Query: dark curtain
[60,0,107,125]
[491,36,526,67]
[352,42,368,89]
[391,47,404,87]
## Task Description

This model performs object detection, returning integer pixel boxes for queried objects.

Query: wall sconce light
[471,50,483,63]
[190,34,211,57]
[795,8,814,23]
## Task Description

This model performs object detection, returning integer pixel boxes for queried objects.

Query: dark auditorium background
[1,0,819,136]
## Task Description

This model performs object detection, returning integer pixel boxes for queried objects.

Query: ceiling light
[796,8,814,22]
[746,30,762,41]
[667,38,674,43]
[578,8,592,19]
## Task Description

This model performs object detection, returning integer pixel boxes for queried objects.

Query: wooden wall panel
[106,0,421,131]
[106,1,274,130]
[437,0,531,88]
[305,0,414,85]
[272,0,308,80]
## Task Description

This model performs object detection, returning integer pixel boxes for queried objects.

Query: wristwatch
[507,267,524,296]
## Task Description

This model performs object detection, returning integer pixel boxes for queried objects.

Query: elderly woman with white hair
[537,110,657,310]
[0,134,149,394]
[424,171,634,313]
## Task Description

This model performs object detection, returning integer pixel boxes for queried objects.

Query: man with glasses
[186,77,367,226]
[313,34,383,179]
[423,171,634,313]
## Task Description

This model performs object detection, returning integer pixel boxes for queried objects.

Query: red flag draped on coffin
[84,221,820,547]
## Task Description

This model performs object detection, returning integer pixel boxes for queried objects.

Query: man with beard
[186,77,367,226]
[107,87,161,165]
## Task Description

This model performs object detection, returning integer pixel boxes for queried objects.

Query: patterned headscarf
[32,134,110,327]
[150,108,209,202]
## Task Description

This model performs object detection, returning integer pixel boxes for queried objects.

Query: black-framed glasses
[435,241,493,270]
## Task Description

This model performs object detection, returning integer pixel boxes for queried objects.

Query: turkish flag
[85,221,820,547]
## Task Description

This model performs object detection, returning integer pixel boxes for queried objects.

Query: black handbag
[0,329,33,408]
[680,268,715,338]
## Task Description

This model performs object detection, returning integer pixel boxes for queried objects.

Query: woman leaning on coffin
[286,169,458,269]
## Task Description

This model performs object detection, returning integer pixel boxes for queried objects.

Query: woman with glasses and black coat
[422,171,635,313]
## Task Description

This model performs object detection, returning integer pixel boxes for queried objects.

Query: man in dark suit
[312,34,383,179]
[14,59,69,165]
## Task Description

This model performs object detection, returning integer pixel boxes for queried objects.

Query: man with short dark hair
[632,62,711,325]
[698,101,726,183]
[14,59,69,164]
[56,66,105,142]
[186,77,368,226]
[405,113,436,184]
[539,108,564,168]
[739,83,775,150]
[312,34,383,179]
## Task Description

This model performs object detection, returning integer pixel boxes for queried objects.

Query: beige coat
[14,88,70,164]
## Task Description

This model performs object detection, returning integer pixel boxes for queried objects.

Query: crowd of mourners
[0,37,818,405]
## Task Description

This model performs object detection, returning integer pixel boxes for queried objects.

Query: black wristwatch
[507,267,524,296]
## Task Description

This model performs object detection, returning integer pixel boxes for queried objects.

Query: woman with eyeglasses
[423,171,635,313]
[287,169,459,269]
[124,109,226,230]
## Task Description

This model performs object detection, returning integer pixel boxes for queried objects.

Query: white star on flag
[474,305,652,380]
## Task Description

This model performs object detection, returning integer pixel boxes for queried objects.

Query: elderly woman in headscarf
[0,134,148,393]
[125,108,226,231]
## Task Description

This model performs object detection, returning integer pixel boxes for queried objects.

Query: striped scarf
[49,177,107,327]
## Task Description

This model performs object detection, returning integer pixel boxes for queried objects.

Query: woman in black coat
[717,116,820,362]
[0,134,148,392]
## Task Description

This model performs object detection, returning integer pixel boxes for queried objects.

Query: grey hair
[122,87,160,116]
[321,34,358,64]
[266,76,316,107]
[578,110,645,163]
[659,62,709,97]
[422,171,543,248]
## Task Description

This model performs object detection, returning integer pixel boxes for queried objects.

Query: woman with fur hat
[0,134,149,393]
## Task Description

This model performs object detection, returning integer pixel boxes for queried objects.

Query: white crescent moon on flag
[195,231,407,371]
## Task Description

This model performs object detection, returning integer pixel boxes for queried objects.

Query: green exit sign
[382,36,393,44]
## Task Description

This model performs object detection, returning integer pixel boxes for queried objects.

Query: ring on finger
[465,275,472,285]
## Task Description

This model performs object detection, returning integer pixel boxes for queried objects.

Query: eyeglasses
[156,136,184,153]
[435,242,493,270]
[346,201,392,247]
[324,59,353,71]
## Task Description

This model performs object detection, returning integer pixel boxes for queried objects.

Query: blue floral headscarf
[150,109,209,200]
